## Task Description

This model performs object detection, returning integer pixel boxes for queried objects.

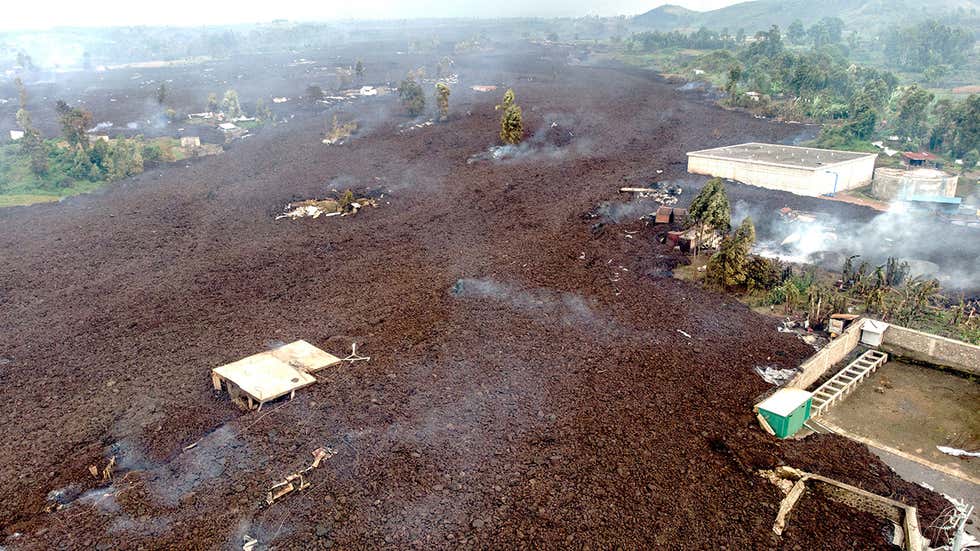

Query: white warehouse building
[686,143,877,197]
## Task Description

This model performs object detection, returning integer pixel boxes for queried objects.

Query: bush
[142,143,164,163]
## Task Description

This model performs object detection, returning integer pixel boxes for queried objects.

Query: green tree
[14,77,27,110]
[896,276,941,325]
[355,60,364,80]
[55,100,93,152]
[222,90,243,118]
[496,89,524,145]
[845,89,878,140]
[398,77,426,117]
[962,149,979,171]
[157,83,167,105]
[807,17,844,48]
[105,138,145,181]
[893,84,934,143]
[725,63,742,103]
[435,82,450,122]
[89,139,110,171]
[69,147,97,180]
[306,85,324,104]
[207,93,219,113]
[688,177,731,256]
[707,217,756,290]
[788,20,806,45]
[254,99,273,122]
[745,256,782,292]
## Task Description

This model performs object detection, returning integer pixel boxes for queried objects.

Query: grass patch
[0,194,62,207]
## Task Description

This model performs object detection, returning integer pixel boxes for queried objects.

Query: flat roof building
[687,143,878,197]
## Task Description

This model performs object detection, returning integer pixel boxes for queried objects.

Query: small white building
[9,130,24,140]
[687,143,878,197]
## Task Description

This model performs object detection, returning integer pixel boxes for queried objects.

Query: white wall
[687,154,876,197]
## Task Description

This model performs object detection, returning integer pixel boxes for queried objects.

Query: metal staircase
[811,349,888,416]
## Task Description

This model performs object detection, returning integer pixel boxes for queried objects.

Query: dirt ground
[0,42,955,548]
[824,360,980,480]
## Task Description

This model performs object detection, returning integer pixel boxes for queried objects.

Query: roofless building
[687,143,877,197]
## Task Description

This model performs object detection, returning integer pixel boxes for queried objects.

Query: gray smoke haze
[3,1,744,31]
[451,277,633,337]
[731,199,980,292]
[468,114,591,164]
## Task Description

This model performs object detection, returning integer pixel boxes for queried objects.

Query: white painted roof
[862,320,889,334]
[757,388,813,417]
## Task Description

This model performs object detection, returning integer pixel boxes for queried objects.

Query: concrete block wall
[788,320,865,390]
[687,154,876,198]
[879,325,980,376]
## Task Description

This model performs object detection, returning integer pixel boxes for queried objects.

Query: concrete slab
[823,360,979,481]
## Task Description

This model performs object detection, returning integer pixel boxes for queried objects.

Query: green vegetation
[495,89,524,145]
[397,76,426,117]
[619,19,979,161]
[0,136,193,207]
[706,217,755,290]
[688,177,730,257]
[221,90,243,118]
[435,83,451,122]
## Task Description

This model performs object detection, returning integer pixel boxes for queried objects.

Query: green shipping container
[756,388,813,438]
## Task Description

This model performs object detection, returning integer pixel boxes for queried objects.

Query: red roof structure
[902,151,938,161]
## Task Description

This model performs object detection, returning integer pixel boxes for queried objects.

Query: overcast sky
[3,0,743,30]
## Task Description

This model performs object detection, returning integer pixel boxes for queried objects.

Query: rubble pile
[276,191,379,220]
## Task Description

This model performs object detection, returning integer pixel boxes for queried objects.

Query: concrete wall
[872,168,958,200]
[879,324,980,376]
[788,319,865,390]
[687,154,876,197]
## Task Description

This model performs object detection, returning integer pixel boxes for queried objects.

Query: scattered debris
[272,97,289,103]
[243,535,259,551]
[342,342,371,364]
[277,199,342,220]
[619,181,682,205]
[471,85,497,92]
[277,190,378,220]
[936,446,980,458]
[88,456,117,481]
[665,227,722,253]
[677,329,692,339]
[398,119,434,134]
[266,447,337,505]
[754,365,797,386]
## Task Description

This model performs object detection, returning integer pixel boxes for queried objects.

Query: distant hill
[632,0,980,33]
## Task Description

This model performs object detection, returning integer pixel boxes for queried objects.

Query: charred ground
[0,43,950,548]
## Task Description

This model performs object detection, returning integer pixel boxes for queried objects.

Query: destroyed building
[687,143,877,197]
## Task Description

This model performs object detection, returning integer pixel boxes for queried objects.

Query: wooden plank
[773,478,808,535]
[269,340,342,373]
[213,354,316,406]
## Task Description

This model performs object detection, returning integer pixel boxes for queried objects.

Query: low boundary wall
[787,320,865,390]
[880,325,980,376]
